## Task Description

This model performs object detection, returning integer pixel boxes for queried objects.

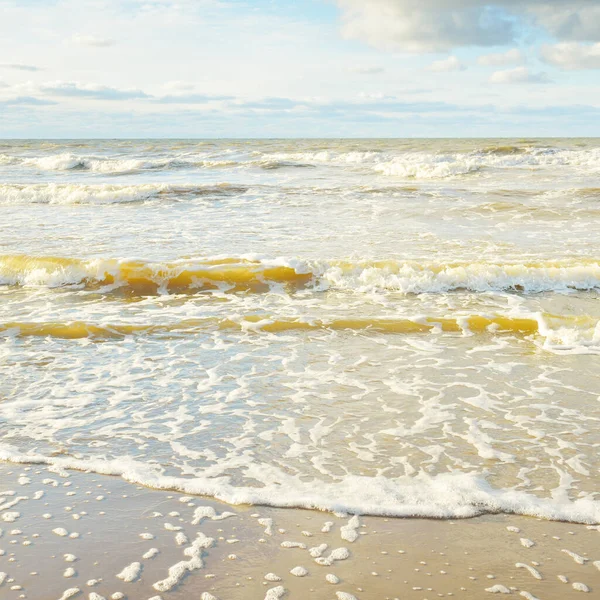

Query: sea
[1,138,599,523]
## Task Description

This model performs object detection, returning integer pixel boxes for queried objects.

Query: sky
[0,0,599,137]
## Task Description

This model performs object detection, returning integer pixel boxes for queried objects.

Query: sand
[0,463,598,600]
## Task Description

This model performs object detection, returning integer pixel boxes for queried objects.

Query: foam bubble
[116,562,142,583]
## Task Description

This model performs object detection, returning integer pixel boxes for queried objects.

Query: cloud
[0,63,42,72]
[163,81,197,92]
[335,0,515,52]
[71,33,115,47]
[156,93,234,104]
[540,42,600,70]
[334,1,600,53]
[489,66,551,84]
[348,66,385,74]
[40,81,149,100]
[478,48,524,66]
[0,96,57,106]
[530,5,600,42]
[234,97,305,110]
[427,56,466,72]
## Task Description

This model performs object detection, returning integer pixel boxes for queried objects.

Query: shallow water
[1,138,599,522]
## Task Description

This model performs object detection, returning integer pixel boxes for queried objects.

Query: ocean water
[1,138,599,523]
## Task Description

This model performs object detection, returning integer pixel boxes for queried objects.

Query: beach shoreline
[1,462,598,600]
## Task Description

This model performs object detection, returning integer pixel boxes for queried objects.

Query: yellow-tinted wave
[0,314,595,340]
[0,255,313,294]
[2,254,600,295]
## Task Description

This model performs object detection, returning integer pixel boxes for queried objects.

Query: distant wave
[0,152,319,174]
[454,201,600,220]
[0,152,239,173]
[480,145,528,155]
[259,147,600,179]
[2,145,599,178]
[0,183,248,205]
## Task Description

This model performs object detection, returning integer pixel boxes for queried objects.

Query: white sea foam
[515,563,542,580]
[486,584,511,593]
[116,562,142,583]
[0,445,598,523]
[315,260,600,294]
[373,155,480,179]
[152,533,213,592]
[340,516,360,542]
[264,586,286,600]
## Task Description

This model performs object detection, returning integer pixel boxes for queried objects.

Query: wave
[0,255,313,293]
[259,147,600,179]
[373,148,600,179]
[26,153,189,173]
[2,145,599,178]
[373,157,480,179]
[570,187,600,199]
[458,201,600,220]
[0,445,598,523]
[480,145,528,155]
[2,255,600,295]
[2,313,598,350]
[0,152,241,173]
[0,152,320,174]
[0,183,248,205]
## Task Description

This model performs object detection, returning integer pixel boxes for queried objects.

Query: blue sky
[0,0,599,137]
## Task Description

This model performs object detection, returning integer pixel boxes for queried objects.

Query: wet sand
[0,463,598,600]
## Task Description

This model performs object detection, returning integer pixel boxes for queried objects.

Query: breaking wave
[260,146,600,179]
[0,183,248,205]
[2,145,599,178]
[2,255,600,296]
[0,445,598,522]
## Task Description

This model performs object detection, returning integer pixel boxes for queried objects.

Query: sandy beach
[1,463,598,600]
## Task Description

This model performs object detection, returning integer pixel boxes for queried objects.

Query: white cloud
[357,91,392,100]
[478,48,524,66]
[0,96,56,106]
[39,81,148,100]
[156,93,233,104]
[489,66,551,84]
[71,33,115,47]
[348,66,385,74]
[427,56,466,72]
[335,1,600,53]
[540,42,600,70]
[0,63,42,72]
[163,81,197,91]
